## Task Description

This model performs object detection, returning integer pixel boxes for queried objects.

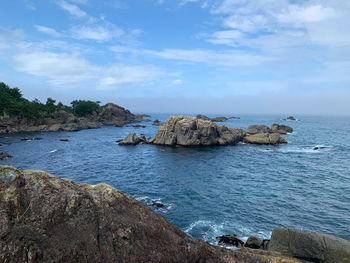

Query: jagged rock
[196,114,210,120]
[245,236,263,249]
[246,125,271,135]
[118,133,144,145]
[286,116,296,121]
[0,152,12,160]
[268,228,350,263]
[244,133,287,144]
[271,123,293,134]
[216,235,244,248]
[149,116,245,146]
[0,165,301,263]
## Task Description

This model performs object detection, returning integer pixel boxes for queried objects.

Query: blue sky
[0,0,349,115]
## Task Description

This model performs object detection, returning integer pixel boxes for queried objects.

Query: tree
[70,100,100,117]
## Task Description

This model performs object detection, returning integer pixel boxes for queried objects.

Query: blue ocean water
[1,114,350,244]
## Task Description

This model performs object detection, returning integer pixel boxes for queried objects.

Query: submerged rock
[59,138,69,142]
[216,234,244,248]
[0,152,12,160]
[118,133,145,145]
[148,116,245,146]
[268,228,350,263]
[244,133,287,145]
[151,201,166,208]
[286,116,296,121]
[271,123,293,134]
[0,165,299,263]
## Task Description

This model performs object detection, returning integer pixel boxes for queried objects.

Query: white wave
[49,149,58,153]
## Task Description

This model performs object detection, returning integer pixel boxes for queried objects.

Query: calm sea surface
[1,114,350,244]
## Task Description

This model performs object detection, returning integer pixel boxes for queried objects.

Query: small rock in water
[216,234,244,248]
[151,201,166,208]
[34,137,42,140]
[286,116,296,121]
[21,137,30,141]
[313,146,326,150]
[60,138,69,142]
[0,152,12,160]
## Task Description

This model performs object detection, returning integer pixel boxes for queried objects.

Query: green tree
[70,100,100,117]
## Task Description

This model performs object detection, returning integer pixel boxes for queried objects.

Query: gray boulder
[118,133,145,145]
[271,123,293,134]
[244,133,287,144]
[0,152,12,160]
[245,236,263,249]
[268,228,350,263]
[149,116,245,146]
[246,125,272,135]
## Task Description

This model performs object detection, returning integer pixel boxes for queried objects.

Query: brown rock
[246,125,271,135]
[149,116,245,146]
[271,123,293,134]
[243,133,287,144]
[216,234,244,248]
[118,133,144,145]
[0,165,302,263]
[245,236,263,249]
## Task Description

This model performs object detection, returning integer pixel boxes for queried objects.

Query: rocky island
[0,82,145,134]
[119,115,291,146]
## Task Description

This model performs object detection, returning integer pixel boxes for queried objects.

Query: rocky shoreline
[0,165,349,262]
[119,115,292,146]
[0,103,145,134]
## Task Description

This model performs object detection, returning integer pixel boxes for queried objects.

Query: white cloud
[13,50,162,89]
[71,25,124,41]
[35,25,61,37]
[57,0,87,17]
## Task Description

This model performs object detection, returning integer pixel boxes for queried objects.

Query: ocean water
[1,114,350,245]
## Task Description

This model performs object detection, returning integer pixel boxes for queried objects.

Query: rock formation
[0,165,301,263]
[271,123,293,134]
[148,116,245,146]
[0,103,143,134]
[286,116,296,121]
[118,133,146,145]
[246,125,272,135]
[268,228,350,263]
[243,133,287,145]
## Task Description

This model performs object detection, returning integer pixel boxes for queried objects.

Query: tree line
[0,82,101,119]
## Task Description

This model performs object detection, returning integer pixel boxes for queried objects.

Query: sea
[1,114,350,245]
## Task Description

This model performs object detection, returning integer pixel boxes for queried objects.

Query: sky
[0,0,349,115]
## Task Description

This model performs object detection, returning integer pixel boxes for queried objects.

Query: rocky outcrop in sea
[0,165,302,263]
[0,103,144,134]
[148,116,246,146]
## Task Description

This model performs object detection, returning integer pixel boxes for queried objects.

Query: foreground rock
[245,236,264,249]
[268,228,350,263]
[0,166,300,263]
[118,133,145,145]
[244,133,287,145]
[149,116,245,146]
[0,152,12,160]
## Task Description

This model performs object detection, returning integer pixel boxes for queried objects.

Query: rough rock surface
[271,123,293,134]
[0,166,302,263]
[245,236,263,249]
[0,103,143,134]
[246,125,272,135]
[0,152,12,160]
[217,235,245,248]
[268,228,350,263]
[244,133,287,145]
[149,116,245,146]
[118,133,145,145]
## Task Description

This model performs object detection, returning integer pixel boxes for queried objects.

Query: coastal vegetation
[0,82,101,119]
